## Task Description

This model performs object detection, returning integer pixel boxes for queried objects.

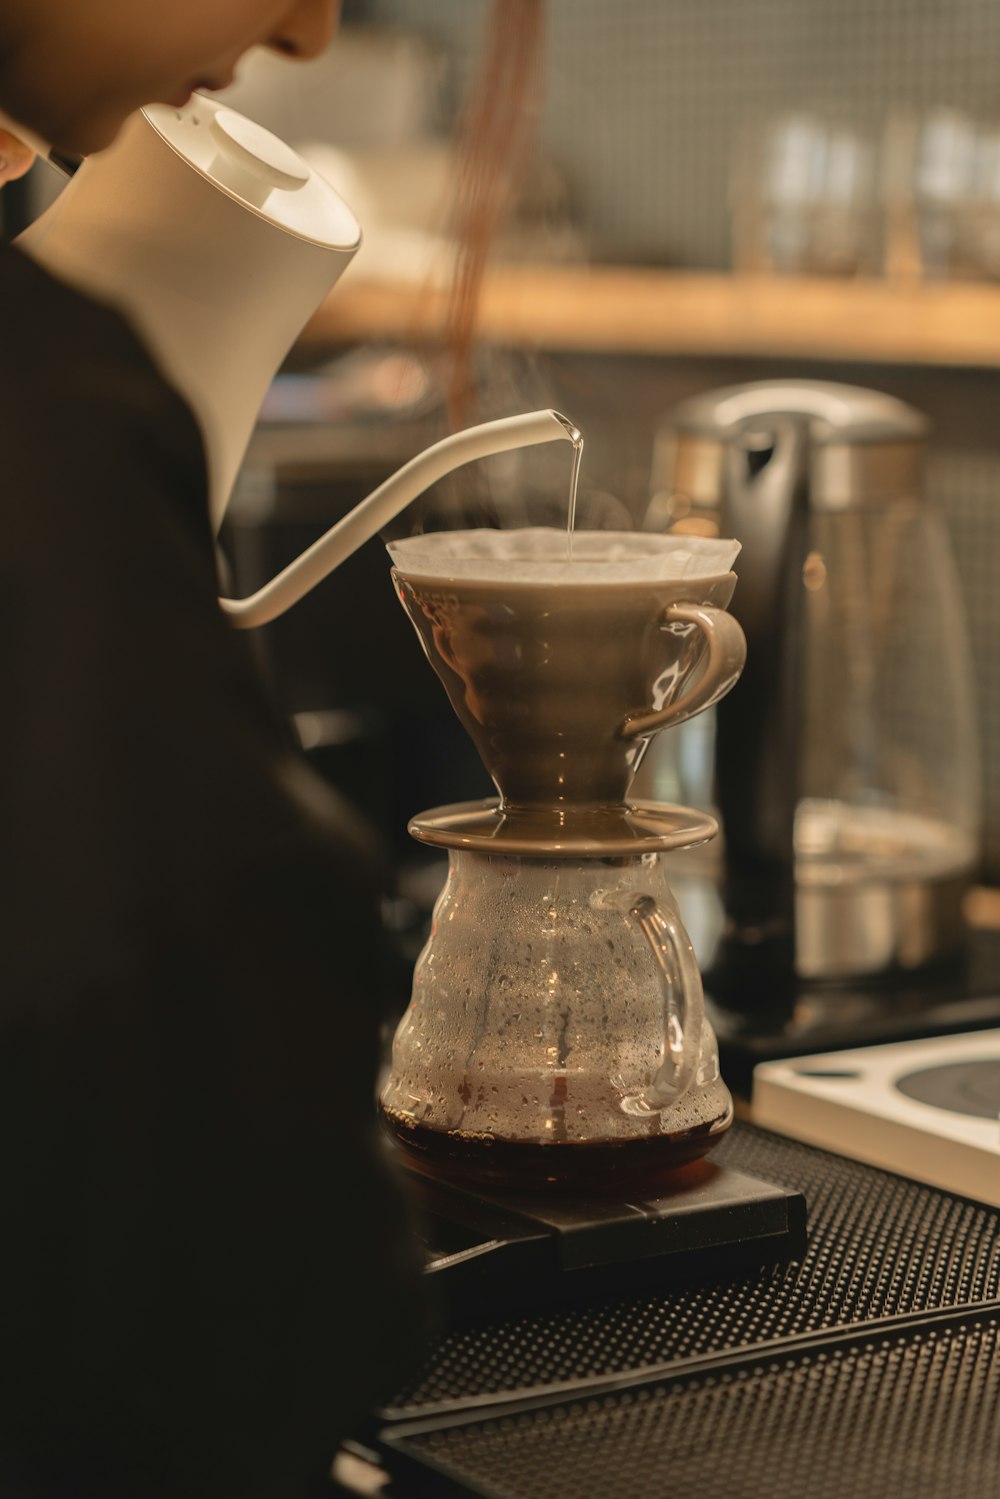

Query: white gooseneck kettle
[8,95,576,622]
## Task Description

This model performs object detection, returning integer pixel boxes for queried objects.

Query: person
[0,127,32,184]
[0,5,432,1496]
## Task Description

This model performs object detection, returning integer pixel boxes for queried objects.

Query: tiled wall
[365,0,1000,269]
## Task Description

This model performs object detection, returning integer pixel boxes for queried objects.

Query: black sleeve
[0,246,427,1498]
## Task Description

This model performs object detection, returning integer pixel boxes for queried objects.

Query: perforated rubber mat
[385,1122,1000,1418]
[383,1312,1000,1499]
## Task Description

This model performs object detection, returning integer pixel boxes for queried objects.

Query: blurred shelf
[301,266,1000,369]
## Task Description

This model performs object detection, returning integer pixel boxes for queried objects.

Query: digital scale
[753,1028,1000,1205]
[393,1153,808,1320]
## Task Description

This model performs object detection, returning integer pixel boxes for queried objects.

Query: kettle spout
[219,409,579,628]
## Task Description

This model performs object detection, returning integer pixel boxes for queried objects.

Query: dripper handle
[620,602,747,740]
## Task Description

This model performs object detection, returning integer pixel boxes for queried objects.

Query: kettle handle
[711,417,810,1003]
[620,602,746,740]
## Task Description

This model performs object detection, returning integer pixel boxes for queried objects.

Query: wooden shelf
[301,265,1000,369]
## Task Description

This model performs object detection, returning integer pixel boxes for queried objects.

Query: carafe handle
[626,893,706,1111]
[620,602,746,740]
[597,886,706,1114]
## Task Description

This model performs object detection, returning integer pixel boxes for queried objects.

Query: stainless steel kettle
[641,379,980,987]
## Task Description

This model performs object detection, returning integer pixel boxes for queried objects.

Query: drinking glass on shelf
[732,114,878,276]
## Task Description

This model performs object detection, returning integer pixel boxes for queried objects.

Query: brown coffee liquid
[380,1104,733,1196]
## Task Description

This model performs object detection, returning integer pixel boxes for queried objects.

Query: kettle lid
[143,96,361,251]
[662,379,929,512]
[670,379,928,447]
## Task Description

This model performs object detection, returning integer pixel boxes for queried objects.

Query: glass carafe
[380,850,733,1191]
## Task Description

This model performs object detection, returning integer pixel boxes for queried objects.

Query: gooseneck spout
[220,409,579,628]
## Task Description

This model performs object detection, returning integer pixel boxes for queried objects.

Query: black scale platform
[344,1121,1000,1498]
[403,1153,807,1319]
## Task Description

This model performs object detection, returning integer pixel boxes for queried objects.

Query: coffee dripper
[378,528,747,1192]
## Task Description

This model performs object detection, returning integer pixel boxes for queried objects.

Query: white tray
[752,1029,1000,1206]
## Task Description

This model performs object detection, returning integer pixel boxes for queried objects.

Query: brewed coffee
[381,1110,732,1193]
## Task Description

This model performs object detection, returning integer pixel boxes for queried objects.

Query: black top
[0,245,424,1499]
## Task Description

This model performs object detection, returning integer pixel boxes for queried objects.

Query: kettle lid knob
[209,109,309,207]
